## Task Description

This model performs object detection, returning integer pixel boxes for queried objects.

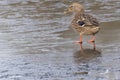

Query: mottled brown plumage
[71,13,100,35]
[64,3,100,50]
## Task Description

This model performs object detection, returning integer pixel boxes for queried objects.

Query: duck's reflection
[74,49,101,63]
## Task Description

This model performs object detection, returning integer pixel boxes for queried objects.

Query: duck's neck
[74,11,84,19]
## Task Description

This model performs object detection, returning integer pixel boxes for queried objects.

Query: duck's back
[81,13,99,26]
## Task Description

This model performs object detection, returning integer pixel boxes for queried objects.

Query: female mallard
[64,3,100,50]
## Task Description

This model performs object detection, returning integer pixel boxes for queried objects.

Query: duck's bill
[64,9,71,14]
[64,10,71,14]
[64,11,68,14]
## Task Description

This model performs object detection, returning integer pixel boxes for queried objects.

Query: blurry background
[0,0,120,80]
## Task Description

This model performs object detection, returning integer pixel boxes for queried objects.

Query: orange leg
[88,35,96,50]
[75,35,83,50]
[88,35,95,43]
[76,35,82,44]
[93,41,96,50]
[79,42,83,50]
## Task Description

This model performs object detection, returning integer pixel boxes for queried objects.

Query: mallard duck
[64,3,100,50]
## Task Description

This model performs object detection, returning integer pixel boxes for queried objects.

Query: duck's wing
[79,13,99,26]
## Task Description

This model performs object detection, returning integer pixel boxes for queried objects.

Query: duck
[64,3,100,50]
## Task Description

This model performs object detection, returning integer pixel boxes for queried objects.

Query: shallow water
[0,0,120,80]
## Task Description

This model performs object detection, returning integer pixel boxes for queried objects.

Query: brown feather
[82,13,99,26]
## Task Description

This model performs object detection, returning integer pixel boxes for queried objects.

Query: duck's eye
[71,5,73,7]
[70,6,73,8]
[68,7,73,10]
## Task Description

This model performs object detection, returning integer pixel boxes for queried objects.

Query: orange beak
[64,8,72,14]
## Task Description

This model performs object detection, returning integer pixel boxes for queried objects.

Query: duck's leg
[75,35,83,50]
[88,35,96,50]
[88,35,95,43]
[93,41,96,50]
[76,34,83,44]
[79,42,83,50]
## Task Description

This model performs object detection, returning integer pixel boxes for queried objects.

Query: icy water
[0,0,120,80]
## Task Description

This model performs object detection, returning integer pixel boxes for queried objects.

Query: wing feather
[81,13,99,26]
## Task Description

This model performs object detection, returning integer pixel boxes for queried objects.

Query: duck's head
[64,3,84,14]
